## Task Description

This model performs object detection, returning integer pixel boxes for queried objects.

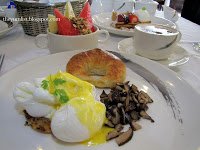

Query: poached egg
[51,97,106,142]
[13,71,107,143]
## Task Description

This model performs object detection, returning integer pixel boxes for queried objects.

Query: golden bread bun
[66,48,126,88]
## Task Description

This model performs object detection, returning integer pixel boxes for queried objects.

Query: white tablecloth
[0,11,200,95]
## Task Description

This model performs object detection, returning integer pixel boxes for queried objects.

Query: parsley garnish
[41,80,49,90]
[142,7,146,10]
[53,78,66,86]
[41,77,68,104]
[54,89,69,104]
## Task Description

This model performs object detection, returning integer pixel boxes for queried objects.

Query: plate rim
[0,50,200,149]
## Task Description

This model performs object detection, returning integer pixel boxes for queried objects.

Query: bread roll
[66,48,126,88]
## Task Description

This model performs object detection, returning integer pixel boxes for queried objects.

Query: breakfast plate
[0,50,200,150]
[92,12,176,36]
[0,16,17,38]
[118,38,190,68]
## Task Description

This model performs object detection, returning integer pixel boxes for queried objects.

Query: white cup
[35,26,110,54]
[134,0,158,16]
[134,23,182,60]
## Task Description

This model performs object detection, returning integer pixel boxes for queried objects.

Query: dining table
[0,10,200,94]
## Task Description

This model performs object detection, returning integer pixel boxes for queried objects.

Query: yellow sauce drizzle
[81,126,114,146]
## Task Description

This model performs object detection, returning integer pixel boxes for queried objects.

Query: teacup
[35,26,110,54]
[134,23,182,60]
[134,0,158,16]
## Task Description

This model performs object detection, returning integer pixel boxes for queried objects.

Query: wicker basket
[14,0,86,36]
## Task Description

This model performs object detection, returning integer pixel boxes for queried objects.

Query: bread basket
[13,0,86,36]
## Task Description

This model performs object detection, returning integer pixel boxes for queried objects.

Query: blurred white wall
[164,0,170,6]
[0,0,10,6]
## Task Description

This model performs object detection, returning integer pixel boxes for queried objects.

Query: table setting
[0,0,200,150]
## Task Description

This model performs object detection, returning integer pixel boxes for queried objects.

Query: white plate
[118,38,190,68]
[0,16,17,37]
[92,12,176,36]
[0,50,200,150]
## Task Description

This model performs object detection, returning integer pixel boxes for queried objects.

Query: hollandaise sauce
[42,71,95,104]
[68,95,109,146]
[81,126,114,146]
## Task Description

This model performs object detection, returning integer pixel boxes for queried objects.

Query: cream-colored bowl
[35,26,109,54]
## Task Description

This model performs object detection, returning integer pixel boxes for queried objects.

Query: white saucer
[118,38,190,68]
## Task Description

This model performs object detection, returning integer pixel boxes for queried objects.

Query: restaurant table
[0,11,200,95]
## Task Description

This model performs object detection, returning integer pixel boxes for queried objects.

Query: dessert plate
[92,12,176,36]
[0,50,200,150]
[118,38,190,68]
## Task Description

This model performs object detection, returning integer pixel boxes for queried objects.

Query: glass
[90,0,135,15]
[113,0,134,12]
[90,0,103,15]
[193,43,200,52]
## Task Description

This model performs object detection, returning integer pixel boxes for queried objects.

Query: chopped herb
[54,89,69,104]
[53,78,66,86]
[41,80,49,90]
[142,7,146,10]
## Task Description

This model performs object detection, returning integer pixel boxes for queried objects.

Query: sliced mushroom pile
[100,81,154,146]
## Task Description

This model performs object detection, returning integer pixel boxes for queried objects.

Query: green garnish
[142,7,146,10]
[54,89,69,104]
[53,78,66,86]
[41,80,49,90]
[41,76,68,104]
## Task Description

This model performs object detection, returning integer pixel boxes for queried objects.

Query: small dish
[118,38,190,68]
[92,12,176,37]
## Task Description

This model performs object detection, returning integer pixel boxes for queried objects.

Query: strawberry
[79,1,94,31]
[54,9,79,35]
[129,14,139,23]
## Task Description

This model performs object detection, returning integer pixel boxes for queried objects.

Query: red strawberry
[129,14,139,23]
[54,9,79,35]
[79,1,94,31]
